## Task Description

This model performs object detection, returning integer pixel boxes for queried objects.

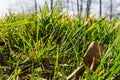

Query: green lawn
[0,3,120,80]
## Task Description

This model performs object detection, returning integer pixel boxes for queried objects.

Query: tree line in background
[34,0,114,19]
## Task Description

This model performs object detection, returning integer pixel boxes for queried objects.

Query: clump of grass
[0,2,120,80]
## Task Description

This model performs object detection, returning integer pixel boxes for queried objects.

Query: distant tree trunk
[110,0,112,19]
[67,0,69,9]
[71,2,74,11]
[34,0,37,14]
[51,0,53,10]
[77,0,80,13]
[80,0,83,15]
[39,5,41,12]
[86,0,91,18]
[99,0,102,17]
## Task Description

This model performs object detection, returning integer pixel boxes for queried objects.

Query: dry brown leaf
[67,41,104,79]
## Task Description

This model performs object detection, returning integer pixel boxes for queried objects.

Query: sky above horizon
[0,0,120,18]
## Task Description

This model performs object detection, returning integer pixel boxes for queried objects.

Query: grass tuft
[0,2,120,80]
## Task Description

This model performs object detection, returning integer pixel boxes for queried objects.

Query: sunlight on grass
[0,2,120,80]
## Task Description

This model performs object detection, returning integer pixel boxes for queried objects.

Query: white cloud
[0,0,10,16]
[0,0,45,17]
[116,0,120,2]
[116,6,120,11]
[0,0,120,17]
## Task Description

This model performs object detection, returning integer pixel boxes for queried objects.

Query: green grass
[0,3,120,80]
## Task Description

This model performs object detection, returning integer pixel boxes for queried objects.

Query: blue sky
[0,0,120,17]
